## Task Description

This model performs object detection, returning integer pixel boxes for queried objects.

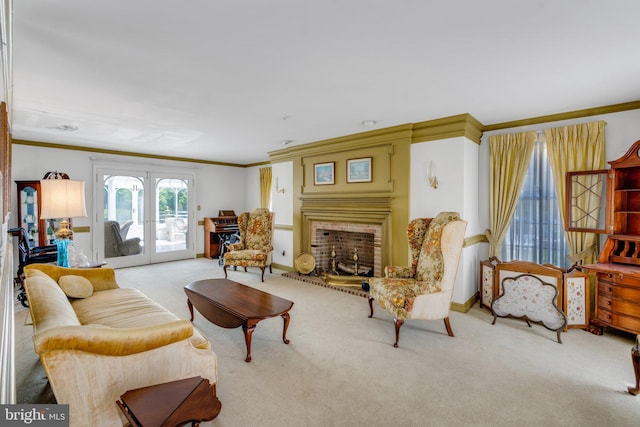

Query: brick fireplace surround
[300,194,393,278]
[310,221,382,277]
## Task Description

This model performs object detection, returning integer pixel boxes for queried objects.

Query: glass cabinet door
[18,184,39,248]
[565,170,611,234]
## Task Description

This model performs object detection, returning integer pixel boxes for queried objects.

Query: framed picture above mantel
[314,162,335,185]
[347,157,372,183]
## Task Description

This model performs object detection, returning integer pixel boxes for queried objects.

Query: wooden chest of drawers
[593,270,640,334]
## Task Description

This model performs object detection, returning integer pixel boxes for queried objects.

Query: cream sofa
[23,264,220,427]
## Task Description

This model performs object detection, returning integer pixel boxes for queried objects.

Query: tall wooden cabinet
[571,139,640,335]
[16,180,50,248]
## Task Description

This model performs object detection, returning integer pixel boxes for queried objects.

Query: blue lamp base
[56,238,70,268]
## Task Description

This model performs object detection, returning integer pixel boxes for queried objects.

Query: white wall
[270,161,293,225]
[12,145,248,257]
[243,165,262,211]
[270,161,294,268]
[411,137,465,218]
[410,136,480,306]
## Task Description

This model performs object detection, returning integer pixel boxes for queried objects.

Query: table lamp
[40,172,87,267]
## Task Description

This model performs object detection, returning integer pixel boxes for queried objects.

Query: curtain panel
[545,120,606,265]
[487,131,537,257]
[259,167,272,210]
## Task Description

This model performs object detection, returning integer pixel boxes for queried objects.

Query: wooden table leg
[629,346,640,396]
[242,320,258,363]
[281,312,291,344]
[187,299,194,322]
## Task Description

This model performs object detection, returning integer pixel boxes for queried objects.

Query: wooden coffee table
[184,278,294,362]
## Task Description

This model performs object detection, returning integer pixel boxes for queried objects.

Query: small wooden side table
[116,376,221,426]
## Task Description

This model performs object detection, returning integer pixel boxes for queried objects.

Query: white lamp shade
[40,179,87,219]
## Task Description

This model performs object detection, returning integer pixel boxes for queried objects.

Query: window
[501,137,570,268]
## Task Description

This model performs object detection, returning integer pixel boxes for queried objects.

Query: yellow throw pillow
[58,275,94,299]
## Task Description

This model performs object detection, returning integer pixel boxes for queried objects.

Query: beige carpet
[15,259,640,426]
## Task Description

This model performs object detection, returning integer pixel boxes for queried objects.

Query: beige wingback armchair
[368,212,467,347]
[223,208,274,282]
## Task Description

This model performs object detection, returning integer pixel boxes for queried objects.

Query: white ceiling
[11,1,640,165]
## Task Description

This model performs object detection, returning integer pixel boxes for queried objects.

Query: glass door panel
[95,167,195,268]
[150,174,194,263]
[98,171,148,268]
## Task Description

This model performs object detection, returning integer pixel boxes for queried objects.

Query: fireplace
[310,221,382,277]
[300,194,393,279]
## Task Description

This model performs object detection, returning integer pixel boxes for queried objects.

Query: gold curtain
[486,131,537,257]
[545,121,606,265]
[259,167,272,209]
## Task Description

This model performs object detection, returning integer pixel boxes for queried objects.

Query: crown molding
[12,139,248,168]
[482,100,640,132]
[412,113,483,145]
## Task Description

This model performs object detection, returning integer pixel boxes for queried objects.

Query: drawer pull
[607,301,612,306]
[608,287,613,293]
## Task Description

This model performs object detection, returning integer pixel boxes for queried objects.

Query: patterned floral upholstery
[368,212,467,347]
[223,208,274,282]
[491,274,567,343]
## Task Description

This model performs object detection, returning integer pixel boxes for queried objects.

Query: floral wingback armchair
[368,212,467,347]
[223,208,274,282]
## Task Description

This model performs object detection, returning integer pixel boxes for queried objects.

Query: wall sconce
[275,177,285,194]
[428,161,439,189]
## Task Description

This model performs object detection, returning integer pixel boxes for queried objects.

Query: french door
[94,166,195,268]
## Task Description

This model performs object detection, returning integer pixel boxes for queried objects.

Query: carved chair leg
[244,267,247,272]
[393,318,404,348]
[629,347,640,396]
[223,265,228,278]
[556,330,563,344]
[260,267,265,282]
[269,264,273,273]
[443,317,454,337]
[368,297,374,318]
